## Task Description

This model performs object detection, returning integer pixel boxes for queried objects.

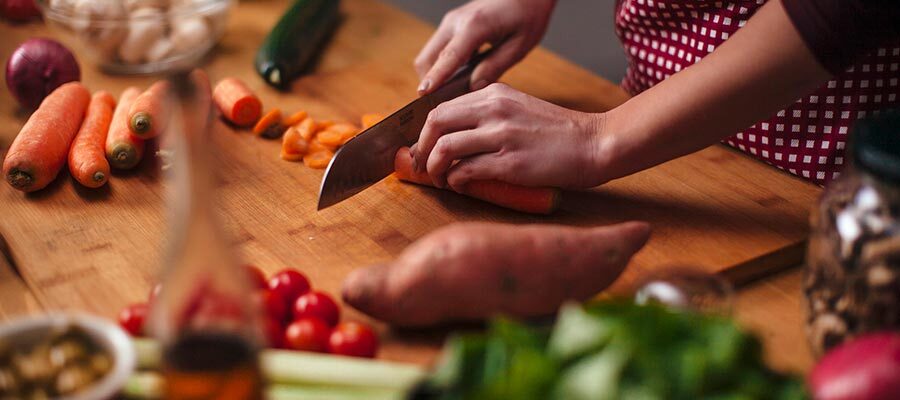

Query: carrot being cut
[303,151,333,169]
[3,82,90,192]
[361,113,383,129]
[252,109,285,138]
[106,87,145,170]
[213,77,262,127]
[129,80,172,139]
[309,139,336,153]
[69,91,116,188]
[393,147,561,214]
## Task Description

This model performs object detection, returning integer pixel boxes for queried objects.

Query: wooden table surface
[0,0,815,374]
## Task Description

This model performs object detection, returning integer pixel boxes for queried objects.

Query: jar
[805,110,900,357]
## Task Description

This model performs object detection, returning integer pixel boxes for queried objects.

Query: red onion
[5,38,80,110]
[809,332,900,400]
[0,0,41,22]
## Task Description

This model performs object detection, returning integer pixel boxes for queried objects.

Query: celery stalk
[123,372,409,400]
[132,339,425,391]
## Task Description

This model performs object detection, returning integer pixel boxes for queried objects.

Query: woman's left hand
[412,82,606,191]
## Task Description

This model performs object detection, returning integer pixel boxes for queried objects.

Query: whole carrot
[393,147,560,214]
[129,80,171,138]
[69,91,116,188]
[107,87,144,170]
[213,77,262,127]
[3,82,90,192]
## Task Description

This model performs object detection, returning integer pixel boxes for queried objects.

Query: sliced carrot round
[316,129,344,147]
[283,110,309,127]
[361,113,384,129]
[303,151,333,169]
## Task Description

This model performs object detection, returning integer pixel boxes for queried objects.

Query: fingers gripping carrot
[213,77,262,127]
[3,82,91,192]
[129,80,172,139]
[393,147,560,214]
[69,91,116,188]
[106,87,144,170]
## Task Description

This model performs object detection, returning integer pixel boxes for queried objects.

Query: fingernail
[417,79,431,94]
[472,79,489,91]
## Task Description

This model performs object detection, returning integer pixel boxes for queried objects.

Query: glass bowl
[37,0,234,74]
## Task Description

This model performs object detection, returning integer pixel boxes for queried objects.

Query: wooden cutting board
[0,0,820,364]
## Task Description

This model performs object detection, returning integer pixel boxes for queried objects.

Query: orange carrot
[324,122,360,145]
[283,110,309,127]
[316,129,344,147]
[393,147,560,214]
[315,120,335,131]
[281,126,308,161]
[213,77,262,127]
[361,113,384,129]
[252,109,284,138]
[309,139,337,153]
[296,117,318,141]
[303,151,333,169]
[106,87,145,170]
[129,80,172,139]
[69,91,116,188]
[3,82,91,192]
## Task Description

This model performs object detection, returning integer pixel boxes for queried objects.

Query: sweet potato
[342,221,651,327]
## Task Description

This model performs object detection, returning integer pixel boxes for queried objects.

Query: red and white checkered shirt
[615,0,900,185]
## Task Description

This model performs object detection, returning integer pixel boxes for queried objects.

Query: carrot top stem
[131,112,152,134]
[110,144,138,169]
[7,169,33,190]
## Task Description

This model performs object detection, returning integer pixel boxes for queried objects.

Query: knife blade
[317,55,485,210]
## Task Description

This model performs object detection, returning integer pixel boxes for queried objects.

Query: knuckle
[440,47,461,62]
[434,136,454,158]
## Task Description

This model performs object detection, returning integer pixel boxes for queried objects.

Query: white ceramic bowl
[37,0,234,74]
[0,313,137,400]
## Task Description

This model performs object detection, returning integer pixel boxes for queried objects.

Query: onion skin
[0,0,41,22]
[809,333,900,400]
[5,38,81,110]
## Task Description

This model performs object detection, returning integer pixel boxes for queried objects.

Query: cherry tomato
[268,269,311,308]
[262,316,285,349]
[118,303,149,336]
[293,291,340,327]
[284,317,332,353]
[328,321,378,358]
[256,288,289,324]
[243,264,268,290]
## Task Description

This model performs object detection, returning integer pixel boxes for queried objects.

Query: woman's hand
[411,83,606,191]
[415,0,557,95]
[342,221,650,327]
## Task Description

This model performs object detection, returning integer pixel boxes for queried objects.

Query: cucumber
[255,0,341,89]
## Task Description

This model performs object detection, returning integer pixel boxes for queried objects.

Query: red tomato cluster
[116,265,379,359]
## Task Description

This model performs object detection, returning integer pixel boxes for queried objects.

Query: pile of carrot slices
[210,77,383,170]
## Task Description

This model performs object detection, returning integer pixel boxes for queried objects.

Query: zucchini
[255,0,341,89]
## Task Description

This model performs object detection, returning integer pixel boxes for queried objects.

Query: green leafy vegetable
[411,301,806,400]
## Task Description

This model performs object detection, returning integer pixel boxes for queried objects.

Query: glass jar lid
[852,109,900,184]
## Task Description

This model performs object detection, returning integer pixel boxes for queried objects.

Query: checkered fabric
[615,0,900,185]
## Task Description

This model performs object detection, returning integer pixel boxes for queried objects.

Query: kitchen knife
[317,53,487,210]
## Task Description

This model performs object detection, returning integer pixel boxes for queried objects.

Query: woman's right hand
[415,0,557,95]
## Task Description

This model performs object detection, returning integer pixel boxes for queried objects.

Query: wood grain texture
[734,267,814,374]
[0,0,819,367]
